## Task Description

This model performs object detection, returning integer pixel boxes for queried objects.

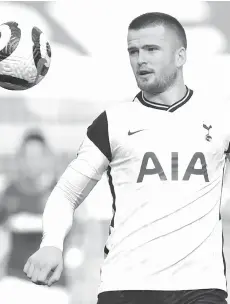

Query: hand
[23,246,63,287]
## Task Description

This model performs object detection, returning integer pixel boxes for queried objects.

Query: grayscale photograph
[0,1,229,304]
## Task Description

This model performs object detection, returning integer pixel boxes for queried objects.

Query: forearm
[40,165,98,251]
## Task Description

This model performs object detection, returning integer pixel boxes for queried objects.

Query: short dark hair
[21,129,47,149]
[128,12,187,49]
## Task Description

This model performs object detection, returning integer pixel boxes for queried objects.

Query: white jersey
[76,87,230,293]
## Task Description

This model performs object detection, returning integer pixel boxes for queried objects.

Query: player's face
[127,25,184,94]
[19,140,47,177]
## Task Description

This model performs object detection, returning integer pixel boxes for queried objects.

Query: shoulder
[196,90,230,139]
[2,180,18,196]
[105,99,138,119]
[191,89,229,114]
[89,97,139,128]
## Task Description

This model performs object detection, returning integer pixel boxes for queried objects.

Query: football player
[23,12,230,304]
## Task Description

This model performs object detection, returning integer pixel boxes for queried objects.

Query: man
[24,12,230,304]
[0,129,66,285]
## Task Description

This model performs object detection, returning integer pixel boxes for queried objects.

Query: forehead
[127,25,174,47]
[23,140,45,152]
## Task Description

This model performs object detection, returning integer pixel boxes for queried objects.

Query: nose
[137,49,147,65]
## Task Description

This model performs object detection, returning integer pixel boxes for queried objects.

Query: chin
[137,81,155,93]
[136,76,154,89]
[138,79,169,94]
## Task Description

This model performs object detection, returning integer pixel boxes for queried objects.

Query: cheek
[166,51,176,66]
[129,56,137,71]
[156,50,174,63]
[147,54,166,71]
[156,54,175,72]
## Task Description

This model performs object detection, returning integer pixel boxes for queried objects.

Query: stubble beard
[136,69,178,95]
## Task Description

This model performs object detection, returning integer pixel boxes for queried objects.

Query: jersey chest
[113,106,229,183]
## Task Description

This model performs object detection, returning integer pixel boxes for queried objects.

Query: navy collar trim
[135,86,193,112]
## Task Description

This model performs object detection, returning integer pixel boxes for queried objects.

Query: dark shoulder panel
[87,111,112,162]
[226,142,230,154]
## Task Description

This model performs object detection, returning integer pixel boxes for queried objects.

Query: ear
[176,47,186,68]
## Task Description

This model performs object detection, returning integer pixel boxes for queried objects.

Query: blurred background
[0,1,230,304]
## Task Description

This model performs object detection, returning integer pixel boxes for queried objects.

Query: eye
[128,49,138,55]
[148,46,158,52]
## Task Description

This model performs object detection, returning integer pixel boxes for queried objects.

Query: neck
[143,79,187,106]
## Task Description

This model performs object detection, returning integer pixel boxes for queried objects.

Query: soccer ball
[0,21,51,90]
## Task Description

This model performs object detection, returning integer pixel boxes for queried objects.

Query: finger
[31,267,40,283]
[37,265,52,284]
[48,263,63,286]
[23,260,31,274]
[27,263,35,278]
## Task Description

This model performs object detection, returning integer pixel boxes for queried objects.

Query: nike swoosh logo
[128,129,145,136]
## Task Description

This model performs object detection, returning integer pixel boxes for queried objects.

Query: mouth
[138,70,153,76]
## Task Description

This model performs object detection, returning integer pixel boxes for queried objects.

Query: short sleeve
[71,111,111,180]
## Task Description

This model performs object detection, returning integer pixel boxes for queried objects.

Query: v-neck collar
[135,86,193,112]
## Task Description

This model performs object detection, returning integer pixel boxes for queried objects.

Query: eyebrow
[127,46,138,52]
[127,44,161,52]
[143,44,161,49]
